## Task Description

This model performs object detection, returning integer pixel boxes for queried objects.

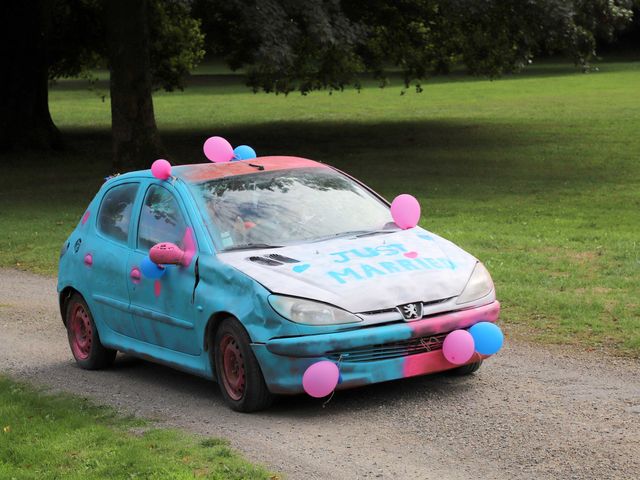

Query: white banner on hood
[219,227,477,313]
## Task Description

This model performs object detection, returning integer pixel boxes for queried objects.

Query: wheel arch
[59,286,81,326]
[203,311,238,353]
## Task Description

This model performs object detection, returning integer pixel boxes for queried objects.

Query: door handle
[130,267,141,284]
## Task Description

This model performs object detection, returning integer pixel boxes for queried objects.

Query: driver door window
[138,185,188,251]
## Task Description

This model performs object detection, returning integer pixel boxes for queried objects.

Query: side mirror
[150,242,186,266]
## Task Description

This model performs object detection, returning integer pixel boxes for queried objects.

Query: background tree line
[0,0,637,170]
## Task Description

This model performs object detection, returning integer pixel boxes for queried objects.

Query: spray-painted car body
[58,156,500,395]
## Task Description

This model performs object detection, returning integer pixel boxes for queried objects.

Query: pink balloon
[442,330,475,365]
[390,194,421,229]
[203,136,234,163]
[302,361,340,398]
[151,159,172,180]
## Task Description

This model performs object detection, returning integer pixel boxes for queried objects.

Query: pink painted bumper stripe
[403,350,488,378]
[407,301,500,338]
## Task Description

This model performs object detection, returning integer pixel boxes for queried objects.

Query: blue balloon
[140,256,165,279]
[233,145,257,161]
[469,322,504,355]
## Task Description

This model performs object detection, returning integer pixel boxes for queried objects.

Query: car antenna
[248,163,265,171]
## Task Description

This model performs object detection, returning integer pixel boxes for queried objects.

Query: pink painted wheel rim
[69,303,92,361]
[220,334,245,401]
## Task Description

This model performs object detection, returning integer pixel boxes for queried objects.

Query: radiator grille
[327,333,447,363]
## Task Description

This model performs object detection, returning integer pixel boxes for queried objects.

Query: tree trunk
[0,1,63,151]
[106,0,163,171]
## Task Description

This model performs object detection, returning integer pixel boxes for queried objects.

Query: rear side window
[97,183,139,244]
[138,185,188,251]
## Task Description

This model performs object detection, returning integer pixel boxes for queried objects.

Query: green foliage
[345,0,450,83]
[195,0,365,93]
[195,0,635,92]
[1,59,639,355]
[149,0,206,91]
[350,0,637,79]
[46,0,205,92]
[27,0,640,99]
[0,376,273,479]
[47,0,104,80]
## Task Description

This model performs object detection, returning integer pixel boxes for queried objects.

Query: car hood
[217,227,478,313]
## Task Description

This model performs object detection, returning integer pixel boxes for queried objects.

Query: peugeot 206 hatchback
[58,157,501,412]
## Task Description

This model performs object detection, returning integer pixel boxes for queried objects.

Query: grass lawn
[1,58,639,356]
[0,376,273,479]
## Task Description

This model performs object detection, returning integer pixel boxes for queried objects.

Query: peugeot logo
[398,302,423,321]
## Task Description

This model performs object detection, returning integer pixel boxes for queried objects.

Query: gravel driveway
[1,268,638,479]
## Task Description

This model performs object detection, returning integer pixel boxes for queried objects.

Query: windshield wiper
[223,243,283,252]
[354,229,399,238]
[308,228,397,243]
[308,230,371,243]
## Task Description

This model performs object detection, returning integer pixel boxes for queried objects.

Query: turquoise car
[58,156,501,412]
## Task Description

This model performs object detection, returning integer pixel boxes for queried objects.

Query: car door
[90,182,139,338]
[126,182,201,355]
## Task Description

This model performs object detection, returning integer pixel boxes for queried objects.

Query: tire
[214,318,274,412]
[448,360,483,376]
[65,293,117,370]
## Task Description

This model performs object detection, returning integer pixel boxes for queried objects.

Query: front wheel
[214,318,274,412]
[65,293,117,370]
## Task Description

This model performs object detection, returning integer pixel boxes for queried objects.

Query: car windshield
[188,167,394,251]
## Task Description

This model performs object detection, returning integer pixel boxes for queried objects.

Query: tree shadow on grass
[1,116,609,206]
[3,118,527,173]
[160,120,603,187]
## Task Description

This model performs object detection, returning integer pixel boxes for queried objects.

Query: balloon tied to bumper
[442,322,504,365]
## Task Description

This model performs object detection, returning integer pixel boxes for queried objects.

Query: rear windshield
[188,168,393,250]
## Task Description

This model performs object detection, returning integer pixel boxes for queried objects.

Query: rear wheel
[448,360,483,376]
[214,318,273,412]
[65,293,116,370]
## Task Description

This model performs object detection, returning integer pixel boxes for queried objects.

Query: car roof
[172,156,329,183]
[102,156,331,189]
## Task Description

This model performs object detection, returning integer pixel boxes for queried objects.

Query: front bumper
[252,300,500,394]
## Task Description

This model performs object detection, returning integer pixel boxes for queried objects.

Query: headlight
[268,295,362,326]
[456,262,494,305]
